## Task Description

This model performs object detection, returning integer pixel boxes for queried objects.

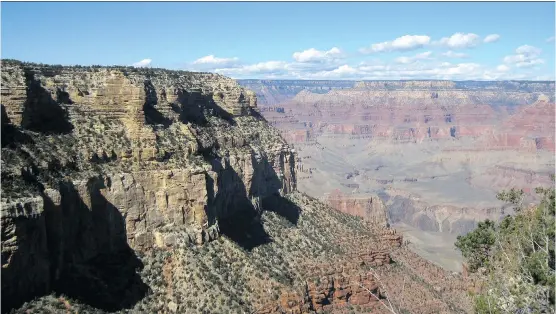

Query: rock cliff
[1,61,296,312]
[239,79,555,106]
[326,189,389,227]
[240,80,554,148]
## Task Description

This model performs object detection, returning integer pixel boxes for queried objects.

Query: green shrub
[459,186,555,313]
[455,220,496,272]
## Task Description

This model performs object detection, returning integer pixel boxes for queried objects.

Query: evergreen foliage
[456,186,555,313]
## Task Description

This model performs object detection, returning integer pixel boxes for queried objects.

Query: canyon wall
[1,61,298,311]
[241,80,554,149]
[326,190,388,227]
[238,79,555,270]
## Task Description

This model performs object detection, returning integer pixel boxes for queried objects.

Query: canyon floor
[393,223,462,272]
[293,136,549,272]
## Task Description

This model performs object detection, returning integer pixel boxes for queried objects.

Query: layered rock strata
[240,80,555,149]
[1,61,295,312]
[326,189,389,227]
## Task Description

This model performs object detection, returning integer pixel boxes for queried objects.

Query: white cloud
[366,63,484,80]
[360,35,431,53]
[292,47,344,63]
[546,36,555,43]
[214,61,290,76]
[442,63,482,76]
[483,34,500,43]
[496,64,510,72]
[193,55,239,66]
[300,65,361,79]
[188,55,242,72]
[503,45,544,68]
[395,51,433,64]
[219,59,484,80]
[212,57,552,80]
[358,64,387,72]
[184,43,553,80]
[441,50,468,58]
[481,67,536,80]
[437,33,480,49]
[515,45,542,55]
[132,58,152,67]
[242,61,289,72]
[325,64,358,76]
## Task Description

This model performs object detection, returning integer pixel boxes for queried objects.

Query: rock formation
[1,60,295,312]
[326,189,388,227]
[240,80,554,149]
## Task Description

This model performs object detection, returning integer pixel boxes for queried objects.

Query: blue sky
[2,2,555,80]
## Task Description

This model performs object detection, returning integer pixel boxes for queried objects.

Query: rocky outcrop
[1,61,295,312]
[257,272,386,314]
[304,273,385,312]
[326,190,389,227]
[257,247,395,314]
[478,99,556,152]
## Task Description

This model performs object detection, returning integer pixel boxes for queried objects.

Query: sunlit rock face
[1,61,296,311]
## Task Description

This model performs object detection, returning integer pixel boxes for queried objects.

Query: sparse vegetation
[456,186,555,313]
[454,219,496,272]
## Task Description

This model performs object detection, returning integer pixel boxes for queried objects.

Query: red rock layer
[326,190,388,227]
[260,89,555,152]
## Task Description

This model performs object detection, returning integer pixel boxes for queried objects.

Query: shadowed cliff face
[46,180,149,311]
[21,69,74,134]
[1,179,149,312]
[0,61,296,313]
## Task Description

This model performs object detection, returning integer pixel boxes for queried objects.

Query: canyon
[239,79,556,272]
[1,61,482,314]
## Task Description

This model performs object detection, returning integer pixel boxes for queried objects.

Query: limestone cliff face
[0,61,295,312]
[326,190,389,227]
